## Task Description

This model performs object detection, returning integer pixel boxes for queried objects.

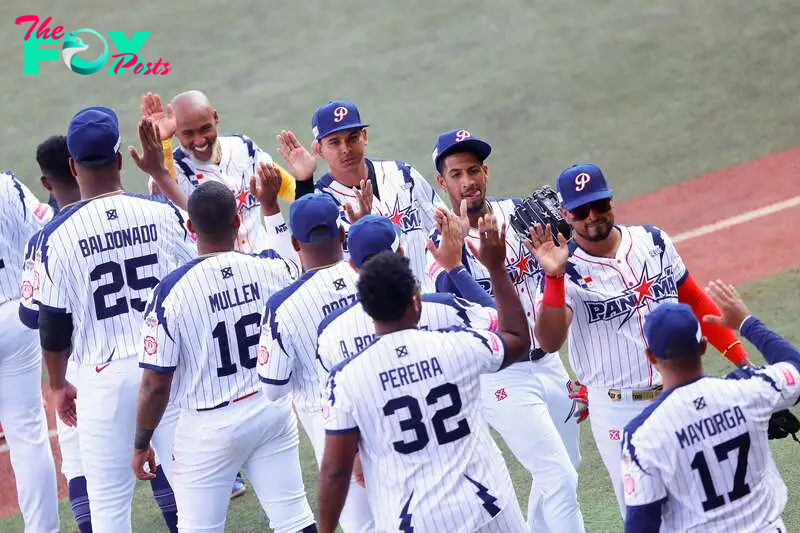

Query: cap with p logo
[432,128,492,174]
[311,100,369,141]
[555,163,614,211]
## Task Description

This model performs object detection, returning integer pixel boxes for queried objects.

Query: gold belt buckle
[608,385,663,402]
[607,389,622,401]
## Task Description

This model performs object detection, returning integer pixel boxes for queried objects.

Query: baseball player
[425,130,584,532]
[20,134,181,533]
[274,101,445,286]
[34,107,196,533]
[135,90,298,261]
[317,212,498,374]
[620,285,800,533]
[318,229,532,533]
[133,181,317,533]
[0,168,58,533]
[258,194,374,532]
[529,162,752,517]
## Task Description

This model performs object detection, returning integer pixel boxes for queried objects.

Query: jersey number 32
[383,382,471,454]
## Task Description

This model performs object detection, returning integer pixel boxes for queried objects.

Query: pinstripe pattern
[33,193,196,366]
[0,172,52,305]
[258,261,360,410]
[621,362,800,532]
[564,225,687,390]
[173,135,285,254]
[314,159,444,290]
[139,251,298,410]
[322,327,518,532]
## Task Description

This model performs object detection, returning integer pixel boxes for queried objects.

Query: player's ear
[116,152,123,170]
[311,140,322,158]
[232,213,242,232]
[40,176,53,192]
[68,158,78,178]
[396,245,405,258]
[213,110,219,125]
[645,349,657,365]
[338,226,346,243]
[361,128,368,146]
[698,338,708,357]
[291,235,301,252]
[186,218,196,235]
[435,173,446,190]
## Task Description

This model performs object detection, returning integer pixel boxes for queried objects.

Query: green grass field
[1,0,799,531]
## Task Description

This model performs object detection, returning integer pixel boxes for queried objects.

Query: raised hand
[276,130,317,181]
[703,279,751,330]
[426,207,464,272]
[343,179,373,223]
[129,119,167,178]
[466,213,507,272]
[140,92,176,141]
[523,223,568,277]
[249,161,282,213]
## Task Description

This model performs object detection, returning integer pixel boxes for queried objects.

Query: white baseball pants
[0,300,59,533]
[171,392,315,533]
[481,353,585,533]
[75,356,178,533]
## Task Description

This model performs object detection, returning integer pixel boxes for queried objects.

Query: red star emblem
[235,190,250,210]
[387,202,406,226]
[631,265,657,305]
[512,254,533,277]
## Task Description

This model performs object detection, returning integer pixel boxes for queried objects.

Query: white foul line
[0,429,59,454]
[672,195,800,244]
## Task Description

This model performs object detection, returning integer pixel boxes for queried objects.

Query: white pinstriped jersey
[34,193,196,366]
[621,361,800,532]
[173,134,291,254]
[564,225,687,390]
[258,261,359,411]
[323,327,516,533]
[425,198,545,350]
[139,250,299,410]
[317,292,497,373]
[0,172,52,306]
[314,159,444,290]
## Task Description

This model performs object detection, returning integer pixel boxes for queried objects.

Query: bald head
[171,90,219,161]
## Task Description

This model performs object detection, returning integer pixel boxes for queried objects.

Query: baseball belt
[513,347,547,365]
[196,389,260,412]
[607,384,663,402]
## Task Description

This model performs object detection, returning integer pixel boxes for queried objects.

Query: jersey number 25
[383,382,471,454]
[91,255,159,320]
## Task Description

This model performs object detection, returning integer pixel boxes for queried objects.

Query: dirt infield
[1,147,799,519]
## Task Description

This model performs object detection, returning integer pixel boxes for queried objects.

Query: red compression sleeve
[677,273,747,365]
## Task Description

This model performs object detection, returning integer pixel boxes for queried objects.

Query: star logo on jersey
[385,198,422,233]
[395,345,408,358]
[333,278,346,290]
[221,267,233,279]
[693,396,706,410]
[507,242,538,286]
[234,189,258,212]
[106,209,118,220]
[585,264,678,328]
[609,429,621,441]
[494,388,508,401]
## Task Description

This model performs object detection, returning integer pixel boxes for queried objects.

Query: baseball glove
[509,185,572,245]
[768,409,800,442]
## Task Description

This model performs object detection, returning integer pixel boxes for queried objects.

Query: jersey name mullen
[585,264,677,326]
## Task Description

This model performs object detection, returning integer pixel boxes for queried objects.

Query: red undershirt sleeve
[677,273,748,366]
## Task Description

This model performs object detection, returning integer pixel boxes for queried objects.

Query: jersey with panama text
[34,193,196,366]
[621,359,800,532]
[0,172,52,306]
[173,134,291,254]
[314,159,444,289]
[317,292,497,373]
[564,224,687,390]
[139,250,299,410]
[323,326,516,532]
[258,261,359,411]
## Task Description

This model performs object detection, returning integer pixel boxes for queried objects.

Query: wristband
[161,139,176,179]
[542,274,566,308]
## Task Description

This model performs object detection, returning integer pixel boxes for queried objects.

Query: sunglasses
[569,198,612,220]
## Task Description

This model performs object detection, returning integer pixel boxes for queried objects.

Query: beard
[577,220,615,242]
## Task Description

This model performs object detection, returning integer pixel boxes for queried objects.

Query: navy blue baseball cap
[311,101,369,141]
[289,194,341,243]
[67,106,121,167]
[555,163,614,211]
[644,303,703,360]
[432,129,492,174]
[347,215,402,267]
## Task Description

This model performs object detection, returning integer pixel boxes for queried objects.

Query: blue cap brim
[562,189,614,211]
[435,139,492,172]
[316,123,369,140]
